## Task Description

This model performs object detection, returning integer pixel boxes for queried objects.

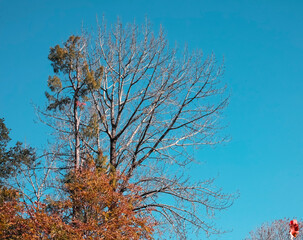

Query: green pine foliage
[83,64,104,90]
[83,114,99,139]
[47,76,62,92]
[0,118,36,183]
[45,35,104,112]
[95,150,108,172]
[48,36,82,74]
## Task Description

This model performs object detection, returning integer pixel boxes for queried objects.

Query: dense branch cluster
[246,219,303,240]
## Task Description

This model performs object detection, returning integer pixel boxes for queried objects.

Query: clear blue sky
[1,0,303,239]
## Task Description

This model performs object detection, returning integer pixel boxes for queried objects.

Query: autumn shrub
[0,163,154,239]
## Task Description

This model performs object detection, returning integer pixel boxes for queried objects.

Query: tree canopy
[1,19,236,239]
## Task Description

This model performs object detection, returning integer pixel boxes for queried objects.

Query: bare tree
[9,152,57,203]
[246,219,302,240]
[41,20,236,239]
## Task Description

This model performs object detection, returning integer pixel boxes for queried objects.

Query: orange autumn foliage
[0,164,155,239]
[0,187,27,239]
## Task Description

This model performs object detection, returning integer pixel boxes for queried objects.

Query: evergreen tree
[0,118,35,183]
[45,36,104,170]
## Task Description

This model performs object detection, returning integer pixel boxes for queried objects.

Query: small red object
[290,219,299,238]
[76,101,86,107]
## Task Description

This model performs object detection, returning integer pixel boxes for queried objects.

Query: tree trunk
[74,98,80,170]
